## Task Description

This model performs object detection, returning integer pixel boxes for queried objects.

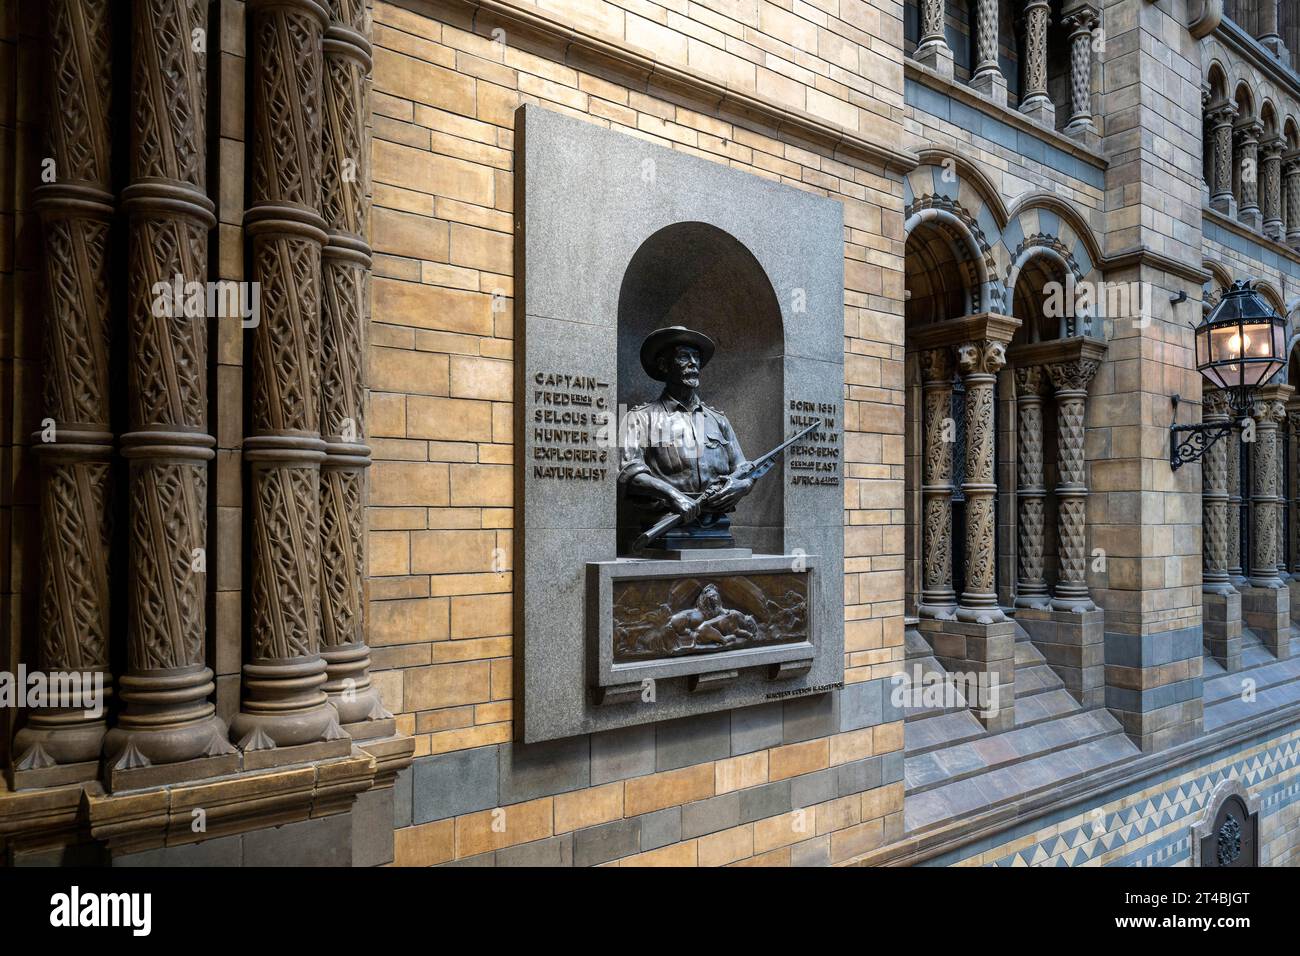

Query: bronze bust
[618,326,756,549]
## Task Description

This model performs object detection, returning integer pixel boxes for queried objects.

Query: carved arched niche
[616,222,785,555]
[1192,777,1261,867]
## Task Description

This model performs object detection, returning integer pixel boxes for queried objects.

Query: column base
[955,598,1007,625]
[1019,96,1055,129]
[916,599,958,621]
[231,655,351,751]
[914,40,954,78]
[1260,36,1288,60]
[1211,195,1237,218]
[1238,206,1263,231]
[1013,590,1052,611]
[1017,607,1105,709]
[1241,584,1291,658]
[1203,588,1243,672]
[1265,218,1285,242]
[1287,230,1300,251]
[969,69,1007,107]
[1050,590,1097,613]
[1063,119,1100,151]
[918,617,1016,732]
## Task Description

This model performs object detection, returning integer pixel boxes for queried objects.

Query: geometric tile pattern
[959,730,1300,867]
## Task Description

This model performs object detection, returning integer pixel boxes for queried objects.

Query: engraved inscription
[788,399,840,486]
[531,371,612,481]
[613,572,809,663]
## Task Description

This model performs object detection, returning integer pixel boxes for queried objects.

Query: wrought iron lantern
[1170,279,1287,471]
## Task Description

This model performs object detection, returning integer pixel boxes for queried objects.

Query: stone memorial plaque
[514,104,845,742]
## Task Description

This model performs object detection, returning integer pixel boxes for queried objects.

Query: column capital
[956,339,1008,377]
[908,312,1021,352]
[1061,3,1099,29]
[1262,136,1287,159]
[1008,335,1107,390]
[918,346,954,382]
[1014,364,1050,395]
[1208,101,1238,126]
[1203,388,1235,419]
[1235,118,1264,142]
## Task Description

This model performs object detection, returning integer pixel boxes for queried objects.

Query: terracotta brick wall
[366,0,910,865]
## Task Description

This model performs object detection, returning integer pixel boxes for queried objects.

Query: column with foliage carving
[915,0,955,77]
[1063,7,1098,136]
[13,0,116,783]
[319,0,388,733]
[918,349,957,619]
[1209,103,1238,216]
[1046,357,1101,611]
[1285,154,1300,248]
[1248,397,1286,589]
[1020,0,1054,126]
[955,340,1007,623]
[232,0,345,751]
[1262,137,1285,241]
[106,0,235,774]
[1014,366,1050,608]
[1236,120,1263,230]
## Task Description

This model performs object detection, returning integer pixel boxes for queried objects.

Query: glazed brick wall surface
[364,0,911,865]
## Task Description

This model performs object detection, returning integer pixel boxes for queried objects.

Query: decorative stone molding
[918,348,958,620]
[106,0,235,785]
[13,0,116,788]
[233,0,348,755]
[1012,365,1050,609]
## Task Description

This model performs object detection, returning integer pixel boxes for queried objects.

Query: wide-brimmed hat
[640,326,716,381]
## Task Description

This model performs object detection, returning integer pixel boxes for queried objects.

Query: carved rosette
[1248,398,1286,587]
[1021,1,1051,107]
[1202,390,1234,592]
[99,0,233,775]
[15,0,117,775]
[1211,105,1238,205]
[318,0,388,730]
[233,0,345,752]
[1014,366,1050,608]
[918,348,957,618]
[1237,121,1263,213]
[955,340,1006,623]
[1047,357,1101,611]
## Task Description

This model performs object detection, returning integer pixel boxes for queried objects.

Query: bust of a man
[618,326,755,547]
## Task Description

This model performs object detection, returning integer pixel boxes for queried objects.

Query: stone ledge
[0,737,414,860]
[842,690,1300,866]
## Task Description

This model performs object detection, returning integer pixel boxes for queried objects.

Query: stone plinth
[1203,589,1243,673]
[1017,607,1105,709]
[1241,585,1291,659]
[917,617,1016,732]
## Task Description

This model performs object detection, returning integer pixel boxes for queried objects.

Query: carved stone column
[1258,0,1287,59]
[319,0,389,736]
[104,0,236,783]
[956,339,1008,623]
[1063,6,1098,137]
[1236,119,1263,231]
[918,348,958,620]
[1262,137,1285,241]
[12,0,115,787]
[1203,389,1242,670]
[1285,155,1300,248]
[232,0,347,753]
[1020,0,1054,127]
[970,0,1007,105]
[1243,387,1291,659]
[915,0,954,77]
[1202,390,1235,595]
[1248,395,1286,588]
[1046,355,1102,612]
[1227,420,1246,586]
[1276,401,1290,581]
[1209,103,1238,217]
[1013,366,1051,609]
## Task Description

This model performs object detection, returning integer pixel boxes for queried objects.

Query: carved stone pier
[1009,337,1107,709]
[231,0,350,758]
[1019,0,1055,127]
[969,0,1006,106]
[105,0,238,788]
[1242,385,1292,659]
[917,348,958,620]
[1209,103,1238,218]
[912,314,1020,732]
[12,0,116,789]
[914,0,954,77]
